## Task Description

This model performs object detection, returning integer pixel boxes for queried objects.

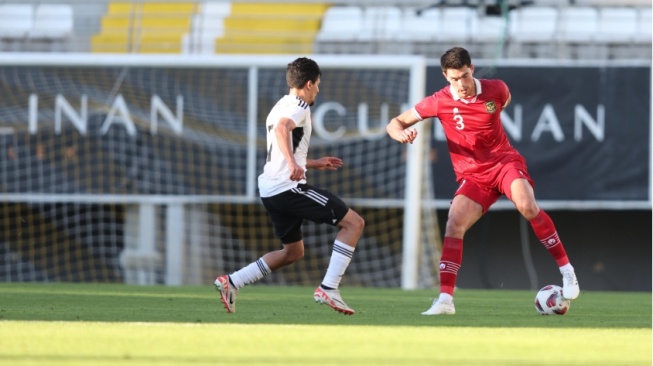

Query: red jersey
[414,78,525,186]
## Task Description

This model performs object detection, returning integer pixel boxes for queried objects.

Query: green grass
[0,283,650,365]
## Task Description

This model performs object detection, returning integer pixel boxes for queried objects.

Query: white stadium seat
[472,14,507,43]
[0,4,33,39]
[185,2,232,53]
[595,7,638,43]
[509,6,558,43]
[396,7,440,42]
[634,7,651,43]
[358,6,402,41]
[316,6,363,42]
[438,7,478,43]
[29,4,74,40]
[557,7,599,43]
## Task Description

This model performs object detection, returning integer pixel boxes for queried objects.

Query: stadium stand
[556,6,600,58]
[635,7,652,44]
[0,0,649,59]
[508,6,558,58]
[0,4,33,49]
[92,2,196,53]
[211,2,328,54]
[29,4,74,51]
[184,2,232,53]
[313,5,363,53]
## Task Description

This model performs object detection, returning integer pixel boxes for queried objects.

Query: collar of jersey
[450,78,482,104]
[290,94,309,106]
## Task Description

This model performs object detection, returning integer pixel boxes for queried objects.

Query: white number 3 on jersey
[453,107,464,130]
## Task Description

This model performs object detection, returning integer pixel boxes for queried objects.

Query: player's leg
[423,180,491,315]
[296,184,364,315]
[507,176,580,300]
[214,191,304,313]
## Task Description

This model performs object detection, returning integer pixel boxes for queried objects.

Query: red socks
[439,237,463,296]
[439,210,568,296]
[529,210,569,266]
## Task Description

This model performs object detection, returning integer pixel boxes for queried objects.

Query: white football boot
[561,270,580,300]
[421,299,456,315]
[314,286,355,315]
[214,275,238,313]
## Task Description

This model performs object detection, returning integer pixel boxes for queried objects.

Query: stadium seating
[438,6,478,44]
[635,7,652,44]
[213,3,327,54]
[596,7,638,43]
[315,6,363,48]
[184,2,232,54]
[30,4,74,40]
[395,7,440,42]
[0,1,647,58]
[0,4,33,40]
[508,6,558,57]
[358,6,402,42]
[92,2,196,53]
[556,6,600,58]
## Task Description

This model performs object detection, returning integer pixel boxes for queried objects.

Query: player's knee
[352,212,365,233]
[515,200,539,219]
[342,210,365,234]
[445,215,472,237]
[285,246,304,263]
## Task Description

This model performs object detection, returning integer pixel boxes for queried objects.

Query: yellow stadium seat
[106,2,134,15]
[92,1,196,53]
[223,18,321,32]
[142,2,195,14]
[215,3,329,54]
[230,3,328,17]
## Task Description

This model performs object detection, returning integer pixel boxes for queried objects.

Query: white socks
[321,240,356,289]
[438,293,454,304]
[229,258,271,289]
[559,263,574,274]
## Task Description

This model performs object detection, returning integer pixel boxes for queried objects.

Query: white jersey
[258,94,312,197]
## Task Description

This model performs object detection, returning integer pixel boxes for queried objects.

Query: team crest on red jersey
[485,101,497,113]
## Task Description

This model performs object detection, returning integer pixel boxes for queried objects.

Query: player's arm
[387,109,420,144]
[503,93,512,109]
[275,117,305,181]
[307,157,343,171]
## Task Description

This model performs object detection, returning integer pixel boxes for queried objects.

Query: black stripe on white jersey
[295,96,308,109]
[292,127,304,153]
[291,187,329,206]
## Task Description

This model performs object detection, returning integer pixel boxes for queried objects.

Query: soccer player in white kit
[214,57,365,315]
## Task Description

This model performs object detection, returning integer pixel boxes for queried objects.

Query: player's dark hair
[286,57,321,89]
[440,47,472,71]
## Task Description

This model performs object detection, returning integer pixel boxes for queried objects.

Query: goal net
[0,54,440,289]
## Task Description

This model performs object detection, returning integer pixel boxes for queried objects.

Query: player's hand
[391,128,418,144]
[288,161,305,181]
[311,156,343,171]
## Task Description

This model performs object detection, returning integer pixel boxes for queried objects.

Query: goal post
[0,53,438,289]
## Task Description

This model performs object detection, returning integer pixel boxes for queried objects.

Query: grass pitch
[0,283,650,365]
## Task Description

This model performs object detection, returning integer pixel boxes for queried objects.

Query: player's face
[306,77,320,106]
[443,65,475,99]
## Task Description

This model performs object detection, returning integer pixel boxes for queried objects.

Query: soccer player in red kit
[387,47,580,315]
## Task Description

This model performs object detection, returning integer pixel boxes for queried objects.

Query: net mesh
[0,58,440,288]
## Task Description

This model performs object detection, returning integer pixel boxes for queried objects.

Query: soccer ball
[534,285,570,315]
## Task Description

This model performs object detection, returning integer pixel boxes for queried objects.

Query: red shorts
[454,161,534,213]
